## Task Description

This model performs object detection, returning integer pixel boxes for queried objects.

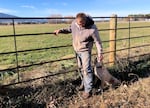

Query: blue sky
[0,0,150,17]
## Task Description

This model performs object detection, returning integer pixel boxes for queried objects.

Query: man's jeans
[76,51,93,93]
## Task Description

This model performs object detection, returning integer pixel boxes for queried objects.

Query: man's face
[76,18,86,27]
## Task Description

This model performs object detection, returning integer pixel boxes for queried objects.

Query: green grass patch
[0,22,150,71]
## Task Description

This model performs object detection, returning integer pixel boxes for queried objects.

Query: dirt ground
[0,56,150,108]
[0,73,150,108]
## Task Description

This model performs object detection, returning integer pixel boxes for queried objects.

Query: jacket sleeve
[59,26,72,34]
[92,25,103,57]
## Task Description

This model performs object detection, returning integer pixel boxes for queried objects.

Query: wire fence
[0,16,150,87]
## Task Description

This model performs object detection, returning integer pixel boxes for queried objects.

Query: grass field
[0,21,150,72]
[0,20,150,107]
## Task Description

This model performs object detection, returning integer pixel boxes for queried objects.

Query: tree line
[48,13,150,24]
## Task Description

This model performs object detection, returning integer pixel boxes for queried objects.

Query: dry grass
[0,66,149,108]
[69,77,150,108]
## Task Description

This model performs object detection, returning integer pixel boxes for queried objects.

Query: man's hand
[54,30,61,35]
[98,54,103,62]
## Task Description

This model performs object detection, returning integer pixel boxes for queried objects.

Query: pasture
[0,20,150,108]
[0,21,150,70]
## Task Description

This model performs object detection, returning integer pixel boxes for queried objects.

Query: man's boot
[82,92,92,99]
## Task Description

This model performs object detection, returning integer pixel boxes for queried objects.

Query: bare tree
[48,14,63,24]
[64,16,74,24]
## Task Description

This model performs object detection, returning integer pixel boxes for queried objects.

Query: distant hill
[0,13,18,18]
[0,13,48,24]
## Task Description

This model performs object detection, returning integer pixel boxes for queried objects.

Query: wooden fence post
[109,14,117,66]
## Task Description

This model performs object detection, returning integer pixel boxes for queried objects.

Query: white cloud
[21,5,36,9]
[28,8,60,17]
[62,3,67,6]
[55,2,68,6]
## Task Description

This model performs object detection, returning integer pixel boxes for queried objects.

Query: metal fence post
[109,14,117,66]
[128,18,131,59]
[12,19,20,82]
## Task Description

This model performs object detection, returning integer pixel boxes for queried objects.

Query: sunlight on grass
[0,21,150,72]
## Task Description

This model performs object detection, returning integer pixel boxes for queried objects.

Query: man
[54,13,103,99]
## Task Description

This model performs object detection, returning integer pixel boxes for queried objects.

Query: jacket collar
[75,22,85,30]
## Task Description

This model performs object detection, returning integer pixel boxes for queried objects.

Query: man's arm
[54,26,72,35]
[92,25,103,61]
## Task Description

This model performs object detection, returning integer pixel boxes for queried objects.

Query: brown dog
[94,58,121,89]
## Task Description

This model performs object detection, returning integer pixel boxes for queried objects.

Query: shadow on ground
[0,55,149,108]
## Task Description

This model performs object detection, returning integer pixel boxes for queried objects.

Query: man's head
[76,13,87,27]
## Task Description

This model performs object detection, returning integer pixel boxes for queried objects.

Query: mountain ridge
[0,13,18,18]
[0,13,48,24]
